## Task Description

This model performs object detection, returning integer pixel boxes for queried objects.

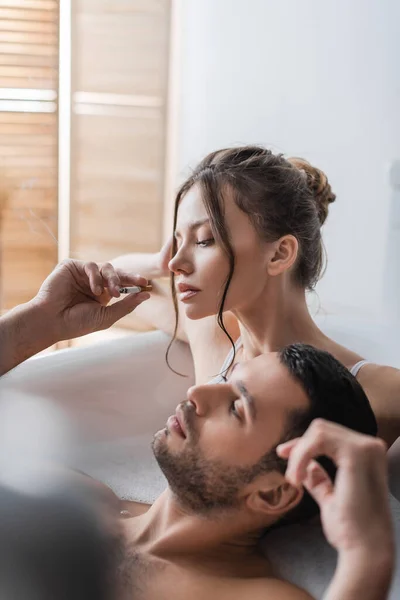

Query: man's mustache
[179,401,197,439]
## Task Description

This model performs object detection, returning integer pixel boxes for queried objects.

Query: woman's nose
[168,245,193,275]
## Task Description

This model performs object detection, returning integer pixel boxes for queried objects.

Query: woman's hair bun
[288,157,336,226]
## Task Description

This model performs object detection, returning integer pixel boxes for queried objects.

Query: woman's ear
[245,475,303,518]
[267,235,299,277]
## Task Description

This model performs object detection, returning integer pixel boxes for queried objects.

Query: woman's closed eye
[196,238,214,248]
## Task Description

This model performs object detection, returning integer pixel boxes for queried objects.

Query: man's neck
[124,490,269,574]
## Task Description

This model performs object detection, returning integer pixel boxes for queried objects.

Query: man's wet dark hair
[262,343,378,528]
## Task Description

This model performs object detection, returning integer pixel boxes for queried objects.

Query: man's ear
[267,235,299,278]
[245,473,303,517]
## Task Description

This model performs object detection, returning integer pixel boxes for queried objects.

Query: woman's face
[169,184,274,320]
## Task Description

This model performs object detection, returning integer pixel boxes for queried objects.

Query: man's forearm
[324,550,393,600]
[0,301,57,376]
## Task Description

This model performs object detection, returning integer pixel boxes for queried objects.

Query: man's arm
[0,301,58,376]
[278,420,395,600]
[232,420,394,600]
[323,550,392,600]
[0,259,150,376]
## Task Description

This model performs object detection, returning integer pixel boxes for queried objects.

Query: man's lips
[167,410,187,438]
[175,409,187,437]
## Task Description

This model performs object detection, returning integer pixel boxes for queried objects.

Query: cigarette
[119,285,152,294]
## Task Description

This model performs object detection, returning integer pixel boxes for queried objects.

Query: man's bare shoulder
[226,577,314,600]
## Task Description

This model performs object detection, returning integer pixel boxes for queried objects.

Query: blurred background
[0,0,399,344]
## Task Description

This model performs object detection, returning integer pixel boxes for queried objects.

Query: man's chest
[118,552,219,600]
[118,550,266,600]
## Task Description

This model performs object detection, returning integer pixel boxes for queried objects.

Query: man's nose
[186,384,227,416]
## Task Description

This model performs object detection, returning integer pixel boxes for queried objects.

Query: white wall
[176,0,400,319]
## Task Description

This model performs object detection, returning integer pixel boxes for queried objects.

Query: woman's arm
[110,247,189,342]
[110,243,241,369]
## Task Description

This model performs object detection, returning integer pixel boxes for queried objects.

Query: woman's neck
[233,280,325,359]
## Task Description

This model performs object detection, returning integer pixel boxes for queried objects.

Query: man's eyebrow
[236,380,257,422]
[174,217,210,236]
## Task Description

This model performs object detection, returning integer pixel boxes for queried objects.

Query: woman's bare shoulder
[356,363,400,446]
[319,337,364,370]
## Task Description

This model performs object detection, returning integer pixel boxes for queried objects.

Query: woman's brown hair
[166,146,336,375]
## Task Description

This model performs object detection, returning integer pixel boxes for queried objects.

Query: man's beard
[152,412,263,515]
[152,437,250,514]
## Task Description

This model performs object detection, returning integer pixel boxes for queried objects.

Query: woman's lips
[179,289,199,301]
[177,283,201,302]
[167,415,186,438]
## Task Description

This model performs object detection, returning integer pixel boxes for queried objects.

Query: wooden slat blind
[70,0,171,330]
[0,0,59,310]
[71,0,171,259]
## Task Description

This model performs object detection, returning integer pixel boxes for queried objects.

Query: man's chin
[151,427,169,455]
[154,426,167,438]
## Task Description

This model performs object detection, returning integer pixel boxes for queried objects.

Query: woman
[110,145,400,446]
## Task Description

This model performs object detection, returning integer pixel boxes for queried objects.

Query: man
[0,259,150,376]
[0,258,151,597]
[0,260,395,598]
[111,345,393,600]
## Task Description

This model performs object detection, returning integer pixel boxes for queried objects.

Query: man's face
[152,353,309,513]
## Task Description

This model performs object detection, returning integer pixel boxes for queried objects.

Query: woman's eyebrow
[175,217,210,236]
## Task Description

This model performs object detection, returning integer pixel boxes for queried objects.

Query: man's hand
[278,420,394,600]
[0,259,151,376]
[33,259,150,341]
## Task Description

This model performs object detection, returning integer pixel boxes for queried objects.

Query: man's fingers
[100,266,149,298]
[100,263,121,298]
[302,460,333,506]
[84,262,103,296]
[100,292,150,328]
[285,420,347,486]
[285,419,386,487]
[82,261,149,300]
[276,438,301,459]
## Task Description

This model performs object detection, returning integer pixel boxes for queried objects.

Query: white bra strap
[219,338,242,375]
[350,359,370,377]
